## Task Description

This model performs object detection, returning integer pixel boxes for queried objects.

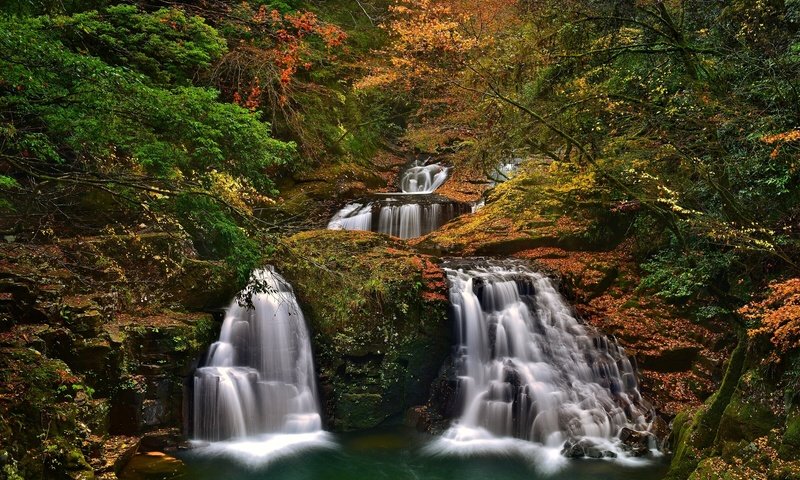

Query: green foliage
[0,15,294,185]
[50,5,227,85]
[467,0,800,324]
[1,7,297,274]
[173,195,260,285]
[640,248,736,303]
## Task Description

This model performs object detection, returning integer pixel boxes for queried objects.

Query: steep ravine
[0,151,765,479]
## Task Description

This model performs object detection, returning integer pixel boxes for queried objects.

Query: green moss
[666,335,747,480]
[716,389,777,458]
[337,394,387,430]
[0,348,97,479]
[275,230,451,431]
[781,412,800,460]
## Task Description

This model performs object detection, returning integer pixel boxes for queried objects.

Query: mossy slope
[275,230,451,431]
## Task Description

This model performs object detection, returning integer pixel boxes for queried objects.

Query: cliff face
[274,230,452,431]
[0,236,234,479]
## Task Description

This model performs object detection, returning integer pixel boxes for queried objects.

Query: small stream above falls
[327,158,470,239]
[400,158,450,193]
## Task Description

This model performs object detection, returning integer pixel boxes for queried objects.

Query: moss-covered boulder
[416,162,621,255]
[274,230,451,431]
[666,337,800,479]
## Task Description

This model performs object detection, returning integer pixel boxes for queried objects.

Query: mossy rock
[272,161,385,220]
[780,411,800,460]
[109,312,218,435]
[666,337,747,480]
[337,394,387,430]
[274,230,451,431]
[0,348,97,479]
[716,391,777,457]
[419,163,626,255]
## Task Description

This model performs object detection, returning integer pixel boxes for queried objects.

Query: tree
[0,7,295,283]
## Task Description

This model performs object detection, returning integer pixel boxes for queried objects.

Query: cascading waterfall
[428,260,651,468]
[401,160,449,193]
[191,268,331,463]
[327,202,373,232]
[327,159,468,239]
[328,198,469,239]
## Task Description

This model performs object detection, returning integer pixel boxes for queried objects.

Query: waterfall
[327,197,470,239]
[428,260,651,467]
[327,158,469,239]
[401,161,449,193]
[191,268,331,463]
[327,202,373,232]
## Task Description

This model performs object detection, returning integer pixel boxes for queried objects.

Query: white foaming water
[327,158,466,239]
[327,203,373,231]
[426,261,652,471]
[327,199,468,239]
[488,157,524,186]
[401,161,450,193]
[192,268,331,463]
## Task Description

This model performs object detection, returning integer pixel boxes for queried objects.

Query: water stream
[327,159,469,239]
[191,268,333,465]
[400,159,450,193]
[427,260,653,471]
[125,426,667,480]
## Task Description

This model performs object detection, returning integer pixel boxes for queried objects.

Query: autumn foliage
[741,278,800,355]
[216,3,347,108]
[357,0,518,90]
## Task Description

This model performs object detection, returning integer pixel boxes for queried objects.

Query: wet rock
[427,357,461,421]
[649,415,671,452]
[619,427,654,456]
[95,435,140,477]
[69,337,115,376]
[140,428,183,452]
[561,438,617,458]
[115,452,187,479]
[110,383,145,435]
[66,309,105,337]
[142,400,168,427]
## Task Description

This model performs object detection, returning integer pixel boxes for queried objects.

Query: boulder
[619,427,654,456]
[561,438,617,459]
[275,230,451,431]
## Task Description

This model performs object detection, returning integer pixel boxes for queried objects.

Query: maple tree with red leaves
[205,2,348,156]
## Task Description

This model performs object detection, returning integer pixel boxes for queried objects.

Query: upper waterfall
[327,157,468,239]
[428,260,652,468]
[326,196,470,239]
[400,160,449,193]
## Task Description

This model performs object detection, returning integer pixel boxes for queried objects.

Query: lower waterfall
[427,260,653,470]
[190,268,332,464]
